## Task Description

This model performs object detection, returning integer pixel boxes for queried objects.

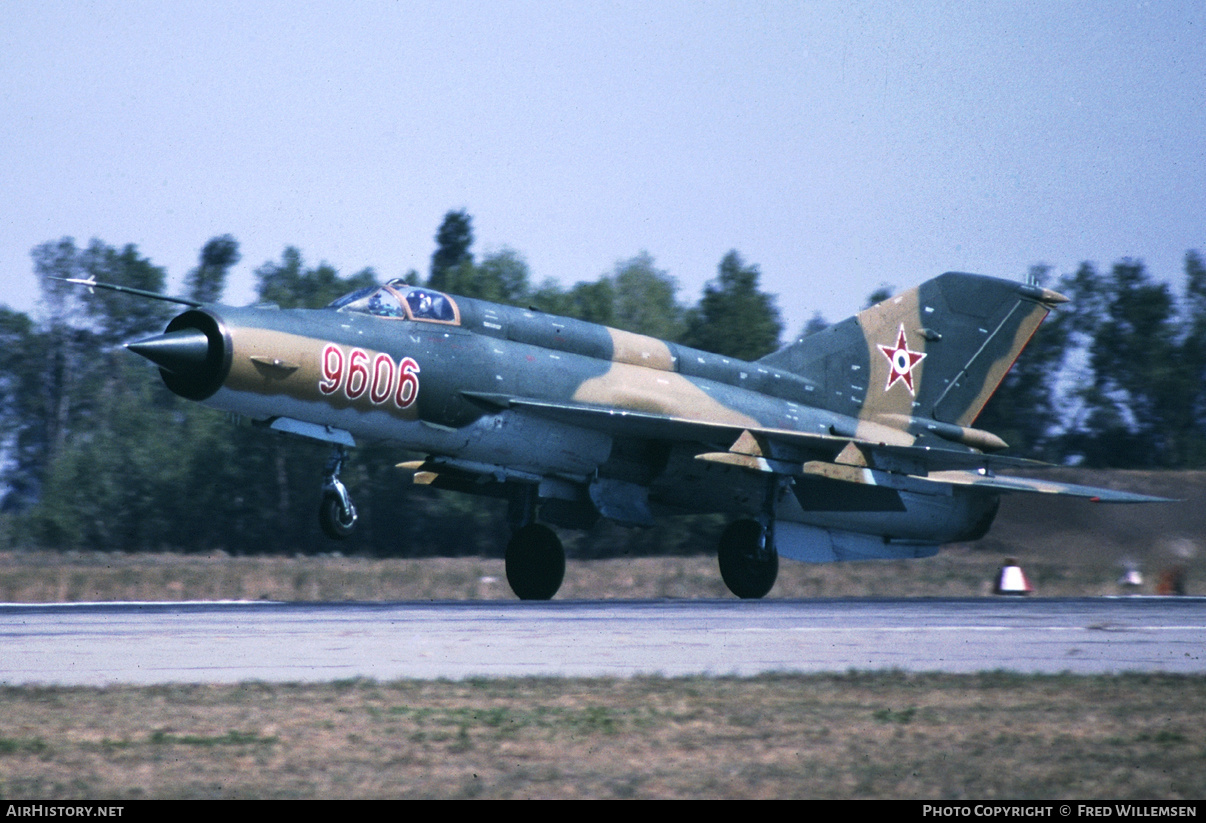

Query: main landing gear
[717,519,779,599]
[506,523,565,601]
[718,476,782,599]
[504,485,565,600]
[319,446,358,539]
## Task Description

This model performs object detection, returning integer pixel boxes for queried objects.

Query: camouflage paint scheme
[115,271,1169,595]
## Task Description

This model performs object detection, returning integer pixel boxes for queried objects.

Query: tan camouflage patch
[801,461,873,485]
[949,302,1049,427]
[856,288,927,421]
[729,430,766,456]
[572,362,760,427]
[607,327,676,371]
[694,451,768,472]
[225,326,421,420]
[853,419,916,447]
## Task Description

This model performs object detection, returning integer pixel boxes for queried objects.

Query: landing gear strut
[319,446,357,539]
[717,519,779,599]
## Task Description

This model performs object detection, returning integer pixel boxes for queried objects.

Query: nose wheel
[319,446,357,539]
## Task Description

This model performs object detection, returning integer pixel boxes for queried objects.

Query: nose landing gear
[319,446,358,539]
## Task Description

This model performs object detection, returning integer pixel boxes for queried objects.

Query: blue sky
[2,1,1203,338]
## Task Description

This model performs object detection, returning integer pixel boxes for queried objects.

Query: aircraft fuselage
[117,271,1162,598]
[148,288,996,560]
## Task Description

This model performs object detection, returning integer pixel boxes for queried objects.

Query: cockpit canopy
[326,280,459,324]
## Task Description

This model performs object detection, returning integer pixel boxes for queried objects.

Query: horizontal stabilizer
[925,471,1178,503]
[786,459,1175,505]
[861,443,1046,474]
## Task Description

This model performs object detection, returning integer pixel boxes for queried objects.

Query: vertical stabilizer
[759,272,1066,429]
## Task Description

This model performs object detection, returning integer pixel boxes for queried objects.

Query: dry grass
[1,673,1203,799]
[0,544,1199,603]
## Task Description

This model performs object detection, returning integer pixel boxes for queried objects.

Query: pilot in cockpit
[367,288,405,318]
[405,289,453,322]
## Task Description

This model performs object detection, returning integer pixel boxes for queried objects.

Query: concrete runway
[2,597,1204,686]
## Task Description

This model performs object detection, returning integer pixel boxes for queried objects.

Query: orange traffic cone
[994,558,1033,595]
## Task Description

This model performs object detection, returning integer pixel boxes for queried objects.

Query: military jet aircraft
[69,270,1170,599]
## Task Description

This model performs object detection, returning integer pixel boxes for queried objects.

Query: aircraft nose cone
[125,329,212,374]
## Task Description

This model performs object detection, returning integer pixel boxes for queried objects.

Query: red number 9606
[319,344,420,409]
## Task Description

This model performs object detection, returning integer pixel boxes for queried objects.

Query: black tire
[319,492,356,540]
[717,519,778,599]
[505,523,565,601]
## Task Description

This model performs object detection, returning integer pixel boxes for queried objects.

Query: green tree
[1085,260,1178,466]
[27,239,99,486]
[609,252,684,340]
[476,247,532,305]
[1050,257,1206,468]
[28,239,171,464]
[799,312,830,339]
[0,307,46,510]
[80,241,173,345]
[30,355,186,550]
[437,247,532,305]
[31,238,171,346]
[184,234,240,304]
[527,278,572,316]
[565,279,617,326]
[1183,251,1206,464]
[255,247,377,309]
[429,209,474,291]
[31,238,86,332]
[864,284,894,309]
[526,278,618,327]
[682,250,782,360]
[17,239,203,546]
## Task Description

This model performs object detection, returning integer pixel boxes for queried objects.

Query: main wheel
[717,519,778,599]
[505,523,565,601]
[319,492,357,540]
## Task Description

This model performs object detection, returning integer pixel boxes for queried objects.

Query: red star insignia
[878,324,926,396]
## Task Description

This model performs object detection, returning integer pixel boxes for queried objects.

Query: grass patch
[872,707,917,724]
[148,730,278,747]
[0,737,49,756]
[0,672,1203,799]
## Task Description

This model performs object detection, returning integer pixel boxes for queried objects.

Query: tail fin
[759,272,1066,429]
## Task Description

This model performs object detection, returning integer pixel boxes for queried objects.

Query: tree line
[0,210,1202,556]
